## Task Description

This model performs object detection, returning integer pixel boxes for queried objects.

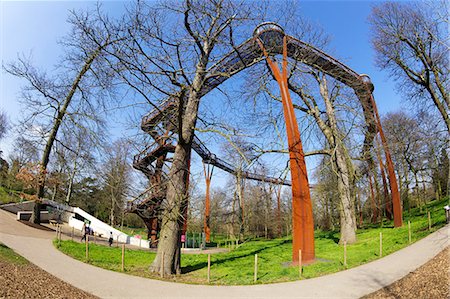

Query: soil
[362,247,449,299]
[0,259,97,299]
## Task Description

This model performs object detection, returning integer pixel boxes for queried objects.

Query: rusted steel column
[369,95,403,227]
[181,157,191,236]
[376,140,392,220]
[150,217,159,247]
[257,36,315,263]
[203,162,214,243]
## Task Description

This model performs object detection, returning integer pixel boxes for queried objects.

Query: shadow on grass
[182,239,291,274]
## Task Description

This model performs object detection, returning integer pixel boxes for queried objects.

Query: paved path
[0,209,448,299]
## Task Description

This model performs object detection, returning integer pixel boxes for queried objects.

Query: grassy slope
[56,197,448,285]
[0,186,22,205]
[0,243,29,265]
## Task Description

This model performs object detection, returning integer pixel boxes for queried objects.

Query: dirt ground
[363,247,449,299]
[0,260,97,299]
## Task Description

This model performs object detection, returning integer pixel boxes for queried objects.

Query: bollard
[160,252,165,278]
[344,241,347,268]
[121,244,125,272]
[254,254,258,283]
[299,249,302,278]
[408,221,411,244]
[207,254,211,283]
[379,232,383,257]
[428,212,431,230]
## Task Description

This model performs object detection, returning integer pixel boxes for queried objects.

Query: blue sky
[1,0,406,192]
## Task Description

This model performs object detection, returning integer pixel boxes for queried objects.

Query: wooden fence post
[85,236,89,261]
[298,249,302,278]
[121,244,125,272]
[254,254,258,283]
[379,232,383,257]
[207,254,211,283]
[344,241,347,268]
[408,221,411,244]
[428,212,431,230]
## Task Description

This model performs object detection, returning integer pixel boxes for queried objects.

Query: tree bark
[150,57,207,275]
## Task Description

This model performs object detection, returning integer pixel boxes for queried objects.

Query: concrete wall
[2,199,151,249]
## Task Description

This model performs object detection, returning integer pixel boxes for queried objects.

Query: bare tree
[102,139,132,227]
[3,8,122,223]
[369,1,450,134]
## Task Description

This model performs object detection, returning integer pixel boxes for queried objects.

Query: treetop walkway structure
[128,22,402,263]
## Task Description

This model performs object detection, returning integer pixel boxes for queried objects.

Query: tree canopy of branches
[3,8,123,223]
[369,1,450,134]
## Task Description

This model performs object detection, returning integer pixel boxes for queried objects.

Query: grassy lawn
[56,197,448,285]
[0,243,29,265]
[0,186,22,205]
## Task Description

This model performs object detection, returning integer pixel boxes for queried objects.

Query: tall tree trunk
[150,58,207,275]
[334,144,357,244]
[33,50,100,223]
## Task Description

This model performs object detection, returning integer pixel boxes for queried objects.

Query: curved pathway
[0,209,448,299]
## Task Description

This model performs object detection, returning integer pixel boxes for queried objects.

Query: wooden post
[236,239,238,248]
[207,254,211,283]
[160,252,165,278]
[71,227,74,241]
[116,235,119,247]
[254,254,258,283]
[344,241,347,268]
[408,221,411,244]
[379,232,383,257]
[121,244,125,272]
[298,249,302,278]
[85,236,89,261]
[428,212,431,230]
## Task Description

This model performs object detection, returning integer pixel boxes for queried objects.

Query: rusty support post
[257,36,315,263]
[181,157,191,237]
[369,95,402,227]
[203,162,214,243]
[376,139,392,220]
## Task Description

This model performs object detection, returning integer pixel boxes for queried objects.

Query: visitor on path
[444,205,450,224]
[109,232,113,246]
[81,223,90,242]
[181,234,186,248]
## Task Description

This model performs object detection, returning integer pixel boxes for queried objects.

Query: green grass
[56,197,448,285]
[0,186,21,204]
[0,243,29,265]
